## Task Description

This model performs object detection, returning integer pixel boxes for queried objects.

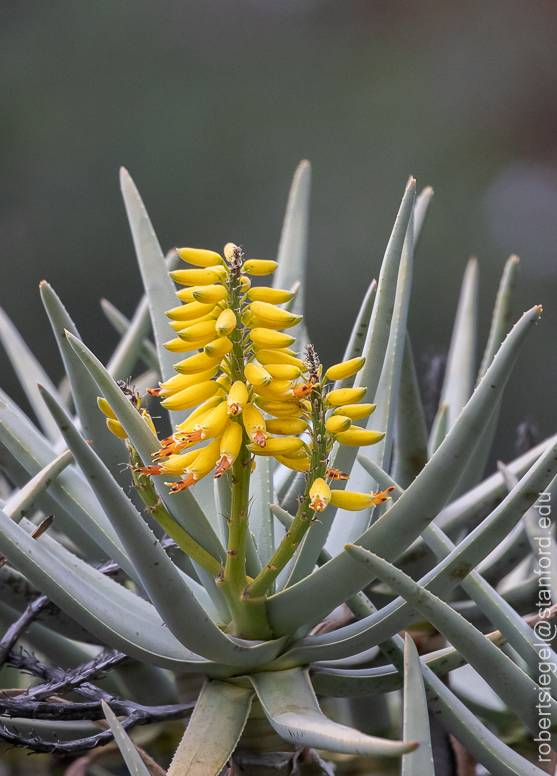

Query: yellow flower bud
[174,286,198,303]
[161,380,220,411]
[332,403,376,420]
[170,268,226,287]
[216,308,237,336]
[275,453,311,472]
[255,349,306,369]
[177,248,224,267]
[178,319,217,342]
[247,287,294,304]
[329,490,373,511]
[243,403,267,447]
[174,396,224,432]
[335,429,385,447]
[188,438,222,480]
[97,397,117,420]
[247,437,304,456]
[195,400,230,440]
[204,337,233,359]
[164,336,212,353]
[152,369,217,398]
[158,448,200,475]
[254,398,303,418]
[265,417,308,435]
[223,243,238,261]
[250,328,296,349]
[252,380,295,400]
[249,301,301,329]
[309,478,331,512]
[215,421,243,477]
[227,381,249,415]
[264,363,302,380]
[192,285,228,304]
[325,415,351,434]
[325,357,366,382]
[106,418,128,439]
[174,351,223,375]
[216,372,231,391]
[166,301,216,322]
[243,259,278,276]
[244,362,273,387]
[327,387,367,406]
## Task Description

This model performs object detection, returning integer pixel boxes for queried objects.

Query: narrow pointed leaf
[250,455,274,569]
[101,298,159,372]
[0,307,64,445]
[413,186,434,243]
[4,450,72,523]
[478,255,519,381]
[401,635,435,776]
[427,402,447,457]
[107,295,153,381]
[392,333,428,487]
[335,279,377,390]
[251,667,417,756]
[267,306,542,635]
[168,680,253,776]
[102,700,151,776]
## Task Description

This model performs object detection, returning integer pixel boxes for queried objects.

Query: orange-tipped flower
[309,478,331,512]
[227,381,249,415]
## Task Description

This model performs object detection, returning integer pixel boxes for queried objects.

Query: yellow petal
[247,437,303,455]
[192,285,228,304]
[97,397,117,420]
[243,259,278,276]
[325,357,366,382]
[250,328,296,349]
[178,319,217,342]
[329,490,373,511]
[264,363,302,380]
[327,387,367,406]
[227,381,249,415]
[247,287,294,304]
[106,418,128,439]
[265,417,308,435]
[274,454,310,472]
[166,301,217,322]
[335,429,385,447]
[255,349,306,369]
[216,308,237,336]
[309,477,331,512]
[170,268,227,286]
[244,362,272,387]
[249,301,301,328]
[161,380,220,411]
[204,337,233,359]
[174,351,223,375]
[332,403,376,420]
[176,248,224,267]
[325,415,351,434]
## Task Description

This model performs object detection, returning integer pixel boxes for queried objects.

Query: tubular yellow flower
[243,259,278,276]
[192,285,228,304]
[265,364,302,380]
[274,454,311,472]
[174,351,224,375]
[265,417,308,435]
[106,418,128,439]
[173,286,198,303]
[204,337,233,359]
[244,362,272,386]
[242,403,267,447]
[148,369,217,398]
[325,357,366,382]
[325,415,352,434]
[332,403,376,420]
[250,328,296,349]
[247,287,294,304]
[309,478,331,512]
[97,397,117,420]
[255,349,306,369]
[178,319,217,342]
[187,400,230,442]
[164,336,214,353]
[254,398,303,418]
[176,247,224,267]
[335,429,385,447]
[329,487,395,511]
[252,380,295,400]
[215,421,243,477]
[174,396,224,432]
[327,387,367,406]
[247,436,304,456]
[216,308,236,336]
[227,381,249,415]
[249,301,302,329]
[170,267,227,286]
[170,437,222,490]
[149,448,200,476]
[166,301,216,322]
[161,380,220,411]
[216,373,231,391]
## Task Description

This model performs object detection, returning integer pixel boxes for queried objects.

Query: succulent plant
[0,161,554,776]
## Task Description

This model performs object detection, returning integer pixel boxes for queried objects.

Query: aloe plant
[0,161,554,776]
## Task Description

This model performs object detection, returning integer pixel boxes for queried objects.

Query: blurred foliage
[1,0,557,467]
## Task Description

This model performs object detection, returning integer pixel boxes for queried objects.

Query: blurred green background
[1,0,556,466]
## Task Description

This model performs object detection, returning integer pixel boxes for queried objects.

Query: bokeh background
[1,0,557,467]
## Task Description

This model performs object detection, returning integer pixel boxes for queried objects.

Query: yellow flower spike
[192,285,228,304]
[204,337,233,359]
[160,380,220,411]
[265,417,308,435]
[215,421,243,477]
[255,349,306,369]
[177,247,224,267]
[166,301,216,322]
[244,362,273,387]
[247,437,304,456]
[174,351,224,375]
[249,302,302,329]
[264,364,302,380]
[274,454,311,472]
[170,267,227,287]
[149,369,218,398]
[178,319,217,342]
[247,287,294,304]
[335,429,385,447]
[216,372,231,391]
[309,478,331,513]
[243,259,278,276]
[97,397,117,420]
[227,380,249,415]
[106,418,128,439]
[332,403,376,421]
[327,387,367,406]
[325,415,352,434]
[243,403,267,447]
[216,308,237,337]
[250,328,296,349]
[325,357,366,382]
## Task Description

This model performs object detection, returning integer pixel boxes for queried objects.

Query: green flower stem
[247,380,328,600]
[129,445,222,577]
